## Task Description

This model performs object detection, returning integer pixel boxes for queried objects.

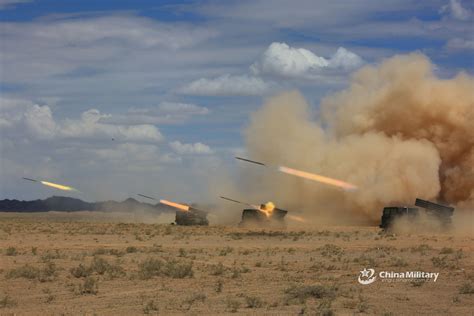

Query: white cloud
[0,15,218,83]
[329,47,365,69]
[0,98,163,142]
[250,42,363,78]
[440,0,472,21]
[92,143,160,162]
[179,74,273,96]
[61,109,163,142]
[156,102,209,115]
[103,102,210,125]
[445,37,474,50]
[0,0,31,9]
[169,141,213,155]
[24,104,57,139]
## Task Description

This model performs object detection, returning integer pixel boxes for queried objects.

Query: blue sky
[0,0,473,202]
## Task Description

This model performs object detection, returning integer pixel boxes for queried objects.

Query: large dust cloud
[240,53,473,225]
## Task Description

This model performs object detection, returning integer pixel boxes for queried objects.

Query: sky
[0,0,473,202]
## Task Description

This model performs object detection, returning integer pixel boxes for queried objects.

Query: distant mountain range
[0,196,173,213]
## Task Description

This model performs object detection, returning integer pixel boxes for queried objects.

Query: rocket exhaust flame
[160,199,190,212]
[40,181,76,191]
[220,196,275,218]
[278,166,358,191]
[287,215,306,223]
[22,177,78,191]
[235,157,357,191]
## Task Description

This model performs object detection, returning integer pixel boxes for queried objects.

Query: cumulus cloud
[23,105,57,139]
[178,74,273,96]
[169,141,213,155]
[0,98,163,142]
[250,42,364,78]
[440,0,472,21]
[102,102,209,125]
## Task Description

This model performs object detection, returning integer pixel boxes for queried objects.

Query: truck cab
[379,206,419,229]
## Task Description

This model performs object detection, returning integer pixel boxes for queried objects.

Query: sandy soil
[0,212,473,315]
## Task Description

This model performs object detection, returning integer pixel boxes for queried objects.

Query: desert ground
[0,212,473,315]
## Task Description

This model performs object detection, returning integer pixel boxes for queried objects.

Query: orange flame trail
[40,181,77,191]
[160,199,190,212]
[287,215,306,223]
[278,166,357,191]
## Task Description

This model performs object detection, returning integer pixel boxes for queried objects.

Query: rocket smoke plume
[242,53,473,224]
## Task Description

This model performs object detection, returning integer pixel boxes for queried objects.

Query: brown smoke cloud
[241,53,473,224]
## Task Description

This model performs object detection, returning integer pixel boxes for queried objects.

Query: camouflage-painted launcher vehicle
[175,207,209,226]
[379,198,454,230]
[240,205,288,227]
[137,195,209,226]
[221,196,288,227]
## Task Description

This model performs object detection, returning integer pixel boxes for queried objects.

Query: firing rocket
[22,177,38,182]
[235,156,357,191]
[22,177,78,192]
[137,193,158,201]
[137,193,207,213]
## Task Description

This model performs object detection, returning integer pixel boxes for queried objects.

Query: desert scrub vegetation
[182,293,206,310]
[409,244,433,255]
[226,298,241,313]
[439,247,454,254]
[138,257,193,279]
[0,294,16,308]
[219,246,234,256]
[390,256,409,267]
[92,247,125,257]
[5,246,17,256]
[284,284,337,304]
[41,249,63,261]
[126,246,138,253]
[215,279,224,293]
[70,264,91,278]
[318,244,344,258]
[6,262,56,282]
[459,282,474,295]
[228,230,306,239]
[70,257,125,279]
[368,245,396,255]
[209,262,227,276]
[143,300,159,314]
[43,288,55,303]
[244,295,265,308]
[431,255,459,269]
[352,254,376,267]
[76,277,98,295]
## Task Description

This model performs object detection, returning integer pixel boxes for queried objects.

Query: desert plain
[0,212,473,315]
